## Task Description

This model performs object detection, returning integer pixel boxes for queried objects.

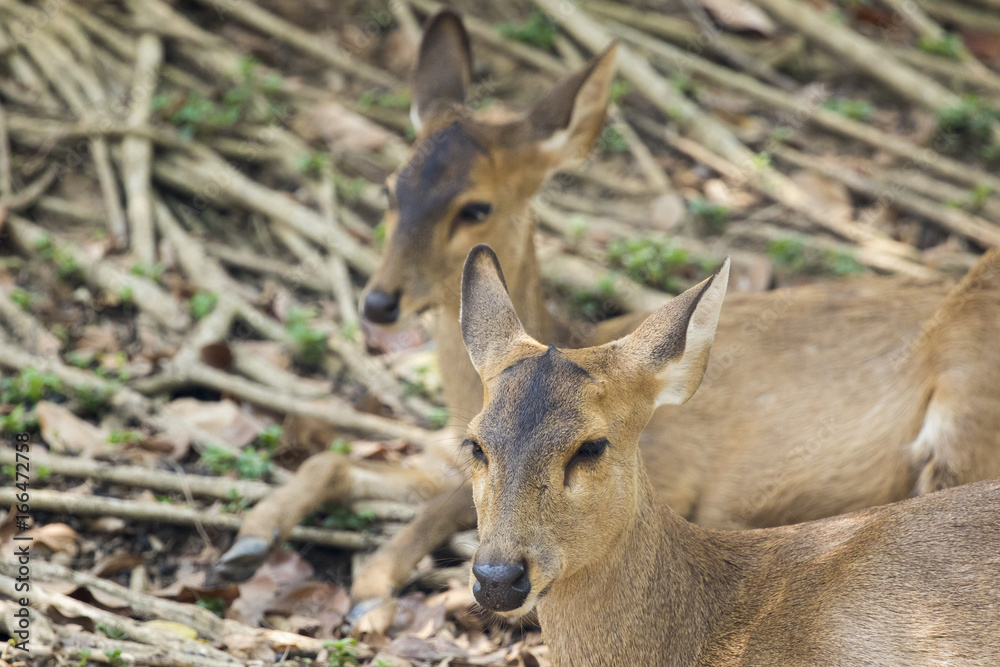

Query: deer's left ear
[411,10,473,134]
[525,42,618,170]
[610,257,730,407]
[460,245,538,380]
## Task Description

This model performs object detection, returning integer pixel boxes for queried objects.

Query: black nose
[363,289,400,324]
[472,560,530,612]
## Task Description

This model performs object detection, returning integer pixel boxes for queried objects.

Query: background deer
[461,244,1000,667]
[218,11,1000,606]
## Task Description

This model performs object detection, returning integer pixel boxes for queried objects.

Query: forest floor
[1,0,999,665]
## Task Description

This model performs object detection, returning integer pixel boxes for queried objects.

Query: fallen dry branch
[0,573,239,663]
[0,488,383,550]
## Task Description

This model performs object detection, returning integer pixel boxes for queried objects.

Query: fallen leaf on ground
[699,0,777,35]
[37,402,111,457]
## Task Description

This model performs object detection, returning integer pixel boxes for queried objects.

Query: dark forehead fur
[395,122,486,240]
[478,347,593,460]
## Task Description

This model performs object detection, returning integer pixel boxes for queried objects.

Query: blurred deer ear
[611,258,730,407]
[411,10,472,134]
[460,245,534,379]
[526,42,617,170]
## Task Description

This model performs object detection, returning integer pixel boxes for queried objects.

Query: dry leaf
[699,0,777,35]
[161,398,264,449]
[299,101,397,152]
[36,402,111,457]
[24,523,78,554]
[228,550,315,627]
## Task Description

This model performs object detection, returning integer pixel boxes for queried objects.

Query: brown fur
[461,245,1000,666]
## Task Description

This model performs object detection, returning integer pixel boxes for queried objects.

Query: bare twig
[122,32,163,265]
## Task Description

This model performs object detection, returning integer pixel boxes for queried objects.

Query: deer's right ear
[612,258,730,407]
[526,42,617,170]
[460,245,528,378]
[411,10,472,134]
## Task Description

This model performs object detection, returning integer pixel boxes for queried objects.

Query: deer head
[360,10,617,326]
[458,244,729,615]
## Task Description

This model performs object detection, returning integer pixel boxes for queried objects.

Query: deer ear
[613,258,730,407]
[526,42,617,169]
[460,245,529,378]
[411,10,472,134]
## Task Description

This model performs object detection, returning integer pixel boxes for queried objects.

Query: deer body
[459,245,1000,667]
[541,477,1000,666]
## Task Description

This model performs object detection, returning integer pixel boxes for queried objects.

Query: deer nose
[363,289,401,324]
[472,560,530,611]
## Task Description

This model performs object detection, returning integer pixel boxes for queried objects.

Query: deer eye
[569,438,608,468]
[457,202,491,224]
[464,438,487,465]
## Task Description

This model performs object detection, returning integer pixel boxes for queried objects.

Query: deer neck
[538,471,742,667]
[435,221,552,430]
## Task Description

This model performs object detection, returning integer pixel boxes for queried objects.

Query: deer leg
[212,452,443,583]
[350,481,476,601]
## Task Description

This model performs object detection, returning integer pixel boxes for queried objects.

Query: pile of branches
[0,0,999,664]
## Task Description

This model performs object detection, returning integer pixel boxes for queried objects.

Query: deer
[460,244,1000,667]
[215,9,1000,607]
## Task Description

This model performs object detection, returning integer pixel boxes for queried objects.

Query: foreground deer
[461,244,1000,666]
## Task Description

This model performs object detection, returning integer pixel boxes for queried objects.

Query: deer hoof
[210,536,271,584]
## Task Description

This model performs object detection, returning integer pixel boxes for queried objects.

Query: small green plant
[688,196,730,234]
[200,445,272,480]
[607,239,704,293]
[402,365,434,399]
[130,262,166,282]
[0,405,37,433]
[10,288,31,311]
[107,429,143,445]
[497,10,556,49]
[286,307,327,369]
[78,649,91,666]
[320,504,375,532]
[767,236,864,276]
[256,424,283,450]
[822,97,874,122]
[222,489,251,514]
[1,367,65,404]
[371,221,386,247]
[1,464,14,479]
[919,34,963,59]
[427,407,450,430]
[358,89,411,109]
[334,175,369,202]
[196,596,227,618]
[297,151,329,177]
[104,648,126,667]
[937,96,1000,159]
[568,275,620,322]
[329,438,353,455]
[152,57,283,138]
[951,183,994,212]
[609,79,631,105]
[36,465,51,481]
[189,291,218,321]
[599,126,629,153]
[97,623,127,640]
[201,445,238,476]
[75,383,116,417]
[237,447,272,480]
[118,285,134,304]
[324,637,359,666]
